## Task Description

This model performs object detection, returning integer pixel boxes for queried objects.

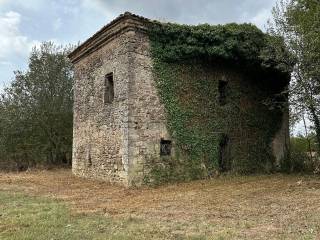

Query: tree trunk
[302,113,313,162]
[308,105,320,152]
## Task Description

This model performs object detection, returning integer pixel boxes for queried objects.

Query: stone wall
[72,30,132,186]
[272,110,290,167]
[126,28,290,183]
[126,30,171,186]
[147,60,288,176]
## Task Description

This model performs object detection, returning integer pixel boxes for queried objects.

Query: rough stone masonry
[69,12,289,187]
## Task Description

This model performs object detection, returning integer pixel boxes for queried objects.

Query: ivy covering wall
[144,21,291,184]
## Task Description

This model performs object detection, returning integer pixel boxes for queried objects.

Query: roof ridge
[69,12,150,62]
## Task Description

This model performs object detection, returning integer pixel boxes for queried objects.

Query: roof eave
[68,12,150,64]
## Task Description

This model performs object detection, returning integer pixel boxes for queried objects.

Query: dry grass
[1,169,320,239]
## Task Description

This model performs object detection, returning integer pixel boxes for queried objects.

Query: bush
[282,136,320,173]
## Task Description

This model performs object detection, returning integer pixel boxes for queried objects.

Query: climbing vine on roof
[148,21,294,74]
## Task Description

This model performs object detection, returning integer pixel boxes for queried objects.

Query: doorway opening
[218,134,230,172]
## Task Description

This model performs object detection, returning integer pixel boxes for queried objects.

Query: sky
[0,0,278,90]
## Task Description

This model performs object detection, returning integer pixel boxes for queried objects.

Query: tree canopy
[0,42,74,169]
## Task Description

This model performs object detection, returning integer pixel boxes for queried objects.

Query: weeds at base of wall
[143,155,208,186]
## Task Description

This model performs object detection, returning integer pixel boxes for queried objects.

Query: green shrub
[282,137,319,173]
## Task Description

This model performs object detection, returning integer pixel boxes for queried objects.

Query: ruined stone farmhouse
[69,12,290,187]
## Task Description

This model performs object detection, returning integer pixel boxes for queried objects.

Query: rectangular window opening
[86,146,92,167]
[218,134,230,172]
[104,73,114,104]
[160,139,172,156]
[218,80,228,105]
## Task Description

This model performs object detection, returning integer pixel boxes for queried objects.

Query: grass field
[0,170,320,239]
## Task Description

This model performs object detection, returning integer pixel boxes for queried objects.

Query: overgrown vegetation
[284,134,320,173]
[269,0,320,151]
[148,22,294,72]
[146,22,291,182]
[266,0,320,174]
[0,42,74,170]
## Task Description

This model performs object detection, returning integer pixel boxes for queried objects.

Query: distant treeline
[0,42,74,170]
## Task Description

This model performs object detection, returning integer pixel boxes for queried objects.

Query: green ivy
[148,22,293,74]
[145,21,290,184]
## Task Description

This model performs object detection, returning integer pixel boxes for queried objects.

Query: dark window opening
[86,146,92,167]
[218,134,230,172]
[104,73,114,104]
[160,139,172,156]
[218,80,228,105]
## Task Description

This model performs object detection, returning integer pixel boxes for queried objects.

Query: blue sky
[0,0,278,90]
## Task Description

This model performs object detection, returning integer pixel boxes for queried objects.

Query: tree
[268,0,320,149]
[0,42,74,168]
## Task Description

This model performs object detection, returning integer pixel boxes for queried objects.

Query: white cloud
[250,8,272,30]
[0,60,10,65]
[81,0,116,19]
[0,11,39,60]
[53,17,62,31]
[0,0,8,5]
[0,0,44,11]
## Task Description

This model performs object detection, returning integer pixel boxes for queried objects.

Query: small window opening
[218,80,228,105]
[160,139,172,156]
[104,73,114,104]
[218,134,230,172]
[86,146,92,167]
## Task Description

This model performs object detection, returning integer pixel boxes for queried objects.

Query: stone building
[69,12,289,187]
